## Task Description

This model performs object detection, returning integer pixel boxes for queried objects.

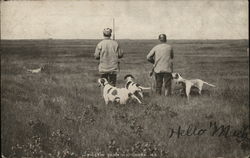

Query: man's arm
[170,62,173,73]
[94,44,101,60]
[170,47,174,72]
[117,45,123,59]
[170,47,174,59]
[147,48,155,64]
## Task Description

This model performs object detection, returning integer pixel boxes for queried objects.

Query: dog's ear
[124,75,129,80]
[98,79,102,87]
[100,78,106,85]
[172,73,179,79]
[98,78,106,86]
[171,73,179,79]
[171,73,174,79]
[171,73,175,78]
[175,74,179,79]
[124,74,134,80]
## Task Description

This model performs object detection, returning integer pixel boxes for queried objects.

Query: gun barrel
[113,18,115,40]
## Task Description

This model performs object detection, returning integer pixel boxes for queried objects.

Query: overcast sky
[1,0,248,39]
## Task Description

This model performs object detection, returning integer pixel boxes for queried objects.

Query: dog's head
[124,74,135,81]
[98,78,108,87]
[172,73,183,81]
[39,64,45,70]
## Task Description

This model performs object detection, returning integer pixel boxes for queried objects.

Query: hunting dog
[172,73,216,100]
[26,67,44,73]
[98,78,142,105]
[124,74,151,100]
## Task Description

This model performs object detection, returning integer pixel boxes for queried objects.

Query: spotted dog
[124,74,151,100]
[172,73,216,100]
[98,78,142,105]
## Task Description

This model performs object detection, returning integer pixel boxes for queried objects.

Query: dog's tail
[138,86,151,90]
[204,82,216,87]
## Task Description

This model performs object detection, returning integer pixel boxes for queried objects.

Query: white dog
[172,73,216,100]
[98,78,142,105]
[124,74,151,99]
[27,67,43,73]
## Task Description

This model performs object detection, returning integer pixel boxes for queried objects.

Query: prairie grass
[1,39,249,158]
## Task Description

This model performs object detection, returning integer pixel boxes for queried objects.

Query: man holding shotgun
[94,28,123,86]
[147,34,174,96]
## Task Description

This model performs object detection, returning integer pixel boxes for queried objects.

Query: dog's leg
[105,100,109,105]
[104,96,109,105]
[180,89,183,94]
[131,94,142,104]
[179,81,186,96]
[198,89,202,95]
[198,85,203,95]
[196,82,203,95]
[138,91,143,98]
[185,83,192,101]
[164,89,169,96]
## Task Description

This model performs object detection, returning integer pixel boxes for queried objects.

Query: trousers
[155,72,172,96]
[100,73,117,86]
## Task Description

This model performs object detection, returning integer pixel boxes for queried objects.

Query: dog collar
[102,82,109,86]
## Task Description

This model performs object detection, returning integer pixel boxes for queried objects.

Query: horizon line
[1,38,249,41]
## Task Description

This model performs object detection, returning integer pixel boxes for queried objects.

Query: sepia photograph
[1,0,249,157]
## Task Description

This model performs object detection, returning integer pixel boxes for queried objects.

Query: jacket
[94,38,123,74]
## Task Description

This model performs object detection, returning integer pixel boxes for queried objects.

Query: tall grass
[1,39,249,158]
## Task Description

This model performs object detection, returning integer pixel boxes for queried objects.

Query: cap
[103,28,112,37]
[158,34,167,42]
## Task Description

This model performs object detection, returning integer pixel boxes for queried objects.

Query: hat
[103,28,112,36]
[158,34,167,42]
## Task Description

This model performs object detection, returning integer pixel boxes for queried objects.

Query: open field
[1,39,249,158]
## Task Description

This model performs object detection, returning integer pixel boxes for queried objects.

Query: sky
[1,0,249,39]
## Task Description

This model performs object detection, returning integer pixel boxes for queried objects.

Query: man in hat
[94,28,123,86]
[147,34,174,96]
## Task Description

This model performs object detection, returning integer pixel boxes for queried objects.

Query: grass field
[1,39,249,158]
